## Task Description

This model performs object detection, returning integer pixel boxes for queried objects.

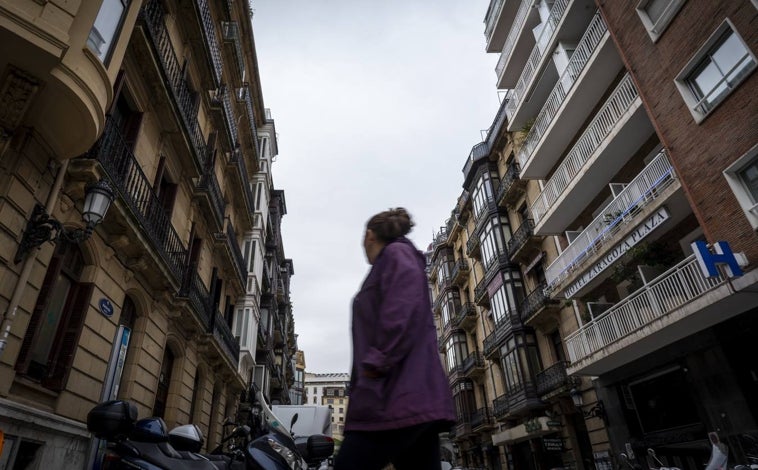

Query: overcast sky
[251,0,500,374]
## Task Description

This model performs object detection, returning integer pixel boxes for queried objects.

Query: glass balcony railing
[530,74,639,225]
[565,255,726,364]
[517,12,607,170]
[506,0,570,122]
[544,151,676,287]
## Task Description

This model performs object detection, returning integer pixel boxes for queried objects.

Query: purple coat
[345,237,456,432]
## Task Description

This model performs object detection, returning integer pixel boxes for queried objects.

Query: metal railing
[544,151,675,286]
[90,118,187,282]
[484,0,505,38]
[141,0,207,170]
[493,393,509,418]
[461,351,485,375]
[466,233,481,257]
[471,407,492,429]
[486,92,511,151]
[229,148,255,213]
[196,171,226,228]
[212,312,241,364]
[180,267,213,330]
[496,163,522,204]
[241,86,260,158]
[507,218,535,258]
[221,21,246,80]
[221,86,239,147]
[474,278,489,306]
[519,282,552,322]
[517,12,607,169]
[195,0,223,85]
[530,74,640,224]
[462,142,489,180]
[452,302,477,328]
[495,0,533,79]
[451,259,470,284]
[483,318,511,357]
[535,360,579,395]
[433,226,449,248]
[226,222,248,282]
[506,0,570,121]
[565,255,726,363]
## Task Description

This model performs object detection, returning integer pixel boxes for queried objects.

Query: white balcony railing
[544,151,676,286]
[506,0,570,122]
[565,255,726,363]
[516,12,606,168]
[485,0,506,38]
[530,74,639,223]
[495,0,534,78]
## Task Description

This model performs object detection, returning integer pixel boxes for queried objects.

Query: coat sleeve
[361,246,425,375]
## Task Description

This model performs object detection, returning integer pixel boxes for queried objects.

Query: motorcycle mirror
[620,453,628,461]
[290,413,299,432]
[647,448,656,457]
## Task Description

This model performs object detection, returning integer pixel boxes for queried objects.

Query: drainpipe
[0,159,69,360]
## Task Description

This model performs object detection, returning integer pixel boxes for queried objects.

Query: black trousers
[333,422,442,470]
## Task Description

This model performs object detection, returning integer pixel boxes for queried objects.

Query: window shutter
[43,283,94,391]
[15,248,65,373]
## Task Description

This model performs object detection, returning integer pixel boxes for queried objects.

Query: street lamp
[14,179,114,264]
[569,387,606,422]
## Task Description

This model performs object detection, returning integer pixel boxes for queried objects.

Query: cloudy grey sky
[251,0,499,374]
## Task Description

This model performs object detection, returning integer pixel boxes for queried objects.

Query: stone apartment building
[0,0,298,468]
[303,372,350,440]
[431,0,757,469]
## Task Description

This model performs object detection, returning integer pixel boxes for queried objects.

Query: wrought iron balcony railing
[535,361,580,396]
[471,407,493,429]
[474,278,489,307]
[461,351,485,376]
[466,233,481,258]
[212,311,240,365]
[507,218,535,258]
[194,0,223,85]
[228,148,255,214]
[141,0,207,170]
[519,282,557,323]
[221,86,239,148]
[493,393,509,418]
[89,118,188,283]
[565,255,726,364]
[496,163,524,207]
[451,259,471,286]
[240,86,260,159]
[196,170,226,229]
[483,318,511,358]
[225,222,247,284]
[179,267,213,331]
[452,302,477,329]
[221,21,245,81]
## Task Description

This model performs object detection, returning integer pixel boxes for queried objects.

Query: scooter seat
[129,440,228,469]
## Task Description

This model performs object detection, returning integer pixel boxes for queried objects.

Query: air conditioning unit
[587,302,614,320]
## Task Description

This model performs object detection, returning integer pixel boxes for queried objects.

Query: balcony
[451,259,471,287]
[214,222,247,287]
[452,302,477,331]
[139,0,207,172]
[454,412,474,438]
[86,118,187,285]
[466,233,482,258]
[565,255,739,376]
[195,170,226,230]
[471,407,494,431]
[484,0,524,53]
[473,200,499,239]
[535,361,579,397]
[483,319,511,358]
[216,86,239,150]
[189,0,224,86]
[496,163,526,208]
[493,394,510,419]
[507,219,541,263]
[518,12,623,179]
[531,74,653,235]
[483,252,510,285]
[462,142,489,188]
[227,147,256,221]
[520,282,560,324]
[474,278,490,307]
[178,268,213,331]
[495,0,541,88]
[432,226,449,253]
[240,86,261,164]
[461,352,486,379]
[503,382,544,416]
[211,312,240,366]
[221,21,246,83]
[544,151,680,290]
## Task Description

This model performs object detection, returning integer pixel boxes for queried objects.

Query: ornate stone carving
[0,67,41,141]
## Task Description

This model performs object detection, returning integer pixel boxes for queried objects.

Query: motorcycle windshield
[257,390,293,440]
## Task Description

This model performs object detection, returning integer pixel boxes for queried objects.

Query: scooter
[87,386,333,470]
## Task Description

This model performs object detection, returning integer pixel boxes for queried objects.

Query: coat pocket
[346,377,387,421]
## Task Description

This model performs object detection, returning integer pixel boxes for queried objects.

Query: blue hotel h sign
[691,240,745,278]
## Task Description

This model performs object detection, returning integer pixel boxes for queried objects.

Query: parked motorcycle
[86,387,333,470]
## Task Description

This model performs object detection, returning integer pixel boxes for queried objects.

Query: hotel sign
[563,207,670,298]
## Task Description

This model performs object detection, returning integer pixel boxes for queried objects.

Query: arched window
[153,346,175,418]
[16,241,93,391]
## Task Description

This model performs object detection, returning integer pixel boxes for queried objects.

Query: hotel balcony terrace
[495,0,541,89]
[516,12,623,179]
[530,74,654,235]
[544,151,685,294]
[565,255,758,376]
[484,0,521,53]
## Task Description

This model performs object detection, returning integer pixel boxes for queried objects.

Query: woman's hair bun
[367,207,415,241]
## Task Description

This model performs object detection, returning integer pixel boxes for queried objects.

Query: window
[15,241,93,391]
[675,22,756,122]
[87,0,131,64]
[153,346,175,418]
[635,0,685,42]
[723,143,758,230]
